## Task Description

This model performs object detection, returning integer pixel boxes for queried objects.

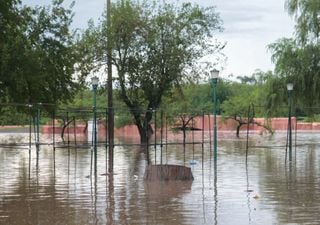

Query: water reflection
[1,133,320,224]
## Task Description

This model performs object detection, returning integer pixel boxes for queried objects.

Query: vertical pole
[160,110,163,165]
[202,111,204,148]
[73,116,77,149]
[146,113,150,165]
[107,0,114,174]
[29,107,32,180]
[53,110,55,152]
[165,116,168,165]
[202,112,204,166]
[105,108,108,173]
[212,79,218,160]
[29,105,32,153]
[246,105,251,162]
[288,90,292,162]
[36,104,41,153]
[93,86,97,170]
[67,111,70,151]
[208,114,212,153]
[154,109,157,165]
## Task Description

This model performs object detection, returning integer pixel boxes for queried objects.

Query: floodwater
[1,131,320,224]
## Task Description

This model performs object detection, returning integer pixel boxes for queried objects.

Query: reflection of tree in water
[257,144,320,224]
[0,155,96,225]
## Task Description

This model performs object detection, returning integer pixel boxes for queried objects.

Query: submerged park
[2,0,320,224]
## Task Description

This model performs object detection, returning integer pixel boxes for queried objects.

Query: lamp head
[91,76,99,88]
[210,69,219,80]
[287,83,293,91]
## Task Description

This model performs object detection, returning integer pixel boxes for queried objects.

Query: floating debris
[253,194,260,199]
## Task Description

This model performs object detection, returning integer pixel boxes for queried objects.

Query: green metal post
[288,89,292,162]
[92,76,99,171]
[36,104,41,152]
[212,78,218,160]
[93,85,97,166]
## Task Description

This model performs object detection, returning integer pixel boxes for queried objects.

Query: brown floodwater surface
[1,132,320,224]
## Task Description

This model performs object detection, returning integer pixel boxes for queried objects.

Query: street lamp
[92,76,99,167]
[210,69,219,160]
[287,83,293,162]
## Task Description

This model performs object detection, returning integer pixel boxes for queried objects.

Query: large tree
[268,0,320,109]
[77,0,223,143]
[0,0,77,111]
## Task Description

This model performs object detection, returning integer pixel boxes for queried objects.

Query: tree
[285,0,320,44]
[220,76,274,137]
[268,0,320,110]
[0,0,78,113]
[77,0,224,143]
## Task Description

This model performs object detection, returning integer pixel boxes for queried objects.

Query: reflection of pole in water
[245,160,252,223]
[90,167,98,224]
[213,159,218,225]
[94,170,98,223]
[74,145,78,182]
[202,163,206,224]
[36,151,39,187]
[67,147,70,186]
[28,151,31,180]
[107,175,115,224]
[90,147,93,178]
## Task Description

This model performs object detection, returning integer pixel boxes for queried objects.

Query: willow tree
[77,0,223,143]
[268,0,320,109]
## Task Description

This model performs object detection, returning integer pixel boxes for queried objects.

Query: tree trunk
[236,124,241,138]
[133,110,154,145]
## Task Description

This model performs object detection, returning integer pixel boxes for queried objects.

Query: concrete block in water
[144,165,194,181]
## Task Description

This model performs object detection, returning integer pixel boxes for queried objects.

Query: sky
[22,0,295,78]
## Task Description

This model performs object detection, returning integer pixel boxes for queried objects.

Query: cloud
[21,0,294,77]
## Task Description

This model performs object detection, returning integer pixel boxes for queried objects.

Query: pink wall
[42,116,320,137]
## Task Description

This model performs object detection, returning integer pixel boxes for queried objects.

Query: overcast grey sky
[22,0,295,77]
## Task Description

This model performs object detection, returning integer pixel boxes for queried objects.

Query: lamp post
[287,83,293,162]
[92,76,99,166]
[211,69,219,160]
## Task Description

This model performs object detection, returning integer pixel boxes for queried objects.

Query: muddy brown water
[0,132,320,224]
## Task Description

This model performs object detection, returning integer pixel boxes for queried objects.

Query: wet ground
[0,132,320,224]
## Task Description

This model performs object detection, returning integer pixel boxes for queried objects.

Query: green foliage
[221,83,259,117]
[269,0,320,113]
[302,114,320,122]
[0,106,29,125]
[77,0,223,142]
[269,39,320,108]
[0,0,78,112]
[285,0,320,44]
[163,79,232,116]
